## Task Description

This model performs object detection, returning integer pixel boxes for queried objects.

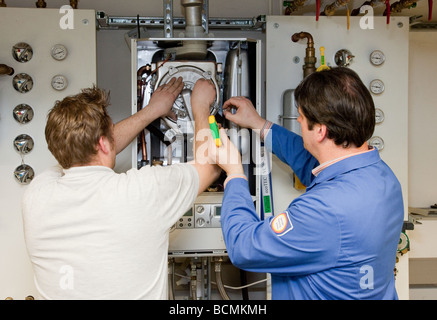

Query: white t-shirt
[22,163,199,300]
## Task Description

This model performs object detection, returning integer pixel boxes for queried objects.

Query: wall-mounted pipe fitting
[70,0,78,9]
[0,64,14,76]
[323,0,351,16]
[291,32,316,78]
[35,0,46,8]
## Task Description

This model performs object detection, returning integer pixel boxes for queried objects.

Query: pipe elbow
[291,32,314,47]
[0,64,14,76]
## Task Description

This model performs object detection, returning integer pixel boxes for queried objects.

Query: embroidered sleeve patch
[271,212,293,236]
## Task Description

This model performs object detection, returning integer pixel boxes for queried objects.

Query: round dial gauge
[369,79,385,95]
[375,108,385,124]
[369,136,385,151]
[51,75,68,91]
[51,44,68,61]
[397,232,409,253]
[370,50,385,66]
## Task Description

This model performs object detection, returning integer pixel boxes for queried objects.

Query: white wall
[408,31,437,300]
[408,32,437,208]
[2,0,436,300]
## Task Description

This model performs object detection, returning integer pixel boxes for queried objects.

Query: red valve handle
[385,0,390,24]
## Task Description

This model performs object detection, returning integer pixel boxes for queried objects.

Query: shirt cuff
[260,120,273,142]
[223,174,248,189]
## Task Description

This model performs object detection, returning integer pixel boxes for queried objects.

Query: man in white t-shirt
[22,77,220,299]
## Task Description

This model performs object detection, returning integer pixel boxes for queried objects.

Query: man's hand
[202,127,243,176]
[113,77,183,154]
[222,96,265,131]
[148,77,184,120]
[190,78,221,195]
[191,79,216,119]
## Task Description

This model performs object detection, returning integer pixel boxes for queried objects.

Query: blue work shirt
[221,124,404,300]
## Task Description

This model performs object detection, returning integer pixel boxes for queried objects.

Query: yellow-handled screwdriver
[209,115,222,147]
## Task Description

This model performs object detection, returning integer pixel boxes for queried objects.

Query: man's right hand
[207,127,243,176]
[148,77,184,120]
[191,79,216,119]
[222,96,265,131]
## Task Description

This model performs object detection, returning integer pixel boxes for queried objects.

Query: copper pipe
[0,64,14,76]
[140,131,147,162]
[291,32,316,78]
[35,0,46,8]
[137,65,152,164]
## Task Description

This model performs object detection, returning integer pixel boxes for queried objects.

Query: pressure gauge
[375,108,385,124]
[12,73,34,93]
[51,44,68,61]
[369,136,385,151]
[370,50,385,66]
[51,75,68,91]
[397,232,409,254]
[369,79,385,95]
[12,42,33,63]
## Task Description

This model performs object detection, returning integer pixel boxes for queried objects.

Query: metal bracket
[95,11,266,31]
[164,0,173,38]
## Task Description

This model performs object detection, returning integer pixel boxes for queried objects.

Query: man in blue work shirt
[195,67,404,299]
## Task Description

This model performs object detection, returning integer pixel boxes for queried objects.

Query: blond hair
[45,86,113,169]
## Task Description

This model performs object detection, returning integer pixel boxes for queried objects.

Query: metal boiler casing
[131,37,262,256]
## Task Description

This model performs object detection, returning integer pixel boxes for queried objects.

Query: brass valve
[0,64,14,76]
[35,0,46,8]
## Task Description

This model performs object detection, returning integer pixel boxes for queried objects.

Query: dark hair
[294,67,375,148]
[45,86,113,169]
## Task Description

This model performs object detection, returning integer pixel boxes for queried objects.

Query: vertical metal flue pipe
[181,0,204,37]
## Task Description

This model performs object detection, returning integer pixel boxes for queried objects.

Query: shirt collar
[312,147,374,177]
[63,165,114,177]
[307,147,380,190]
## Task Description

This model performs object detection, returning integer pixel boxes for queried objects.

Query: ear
[315,124,328,143]
[97,136,111,155]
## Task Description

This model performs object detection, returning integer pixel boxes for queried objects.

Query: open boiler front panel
[132,37,262,256]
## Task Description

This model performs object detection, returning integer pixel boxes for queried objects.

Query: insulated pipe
[291,32,316,78]
[0,64,14,76]
[190,260,198,300]
[168,258,175,300]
